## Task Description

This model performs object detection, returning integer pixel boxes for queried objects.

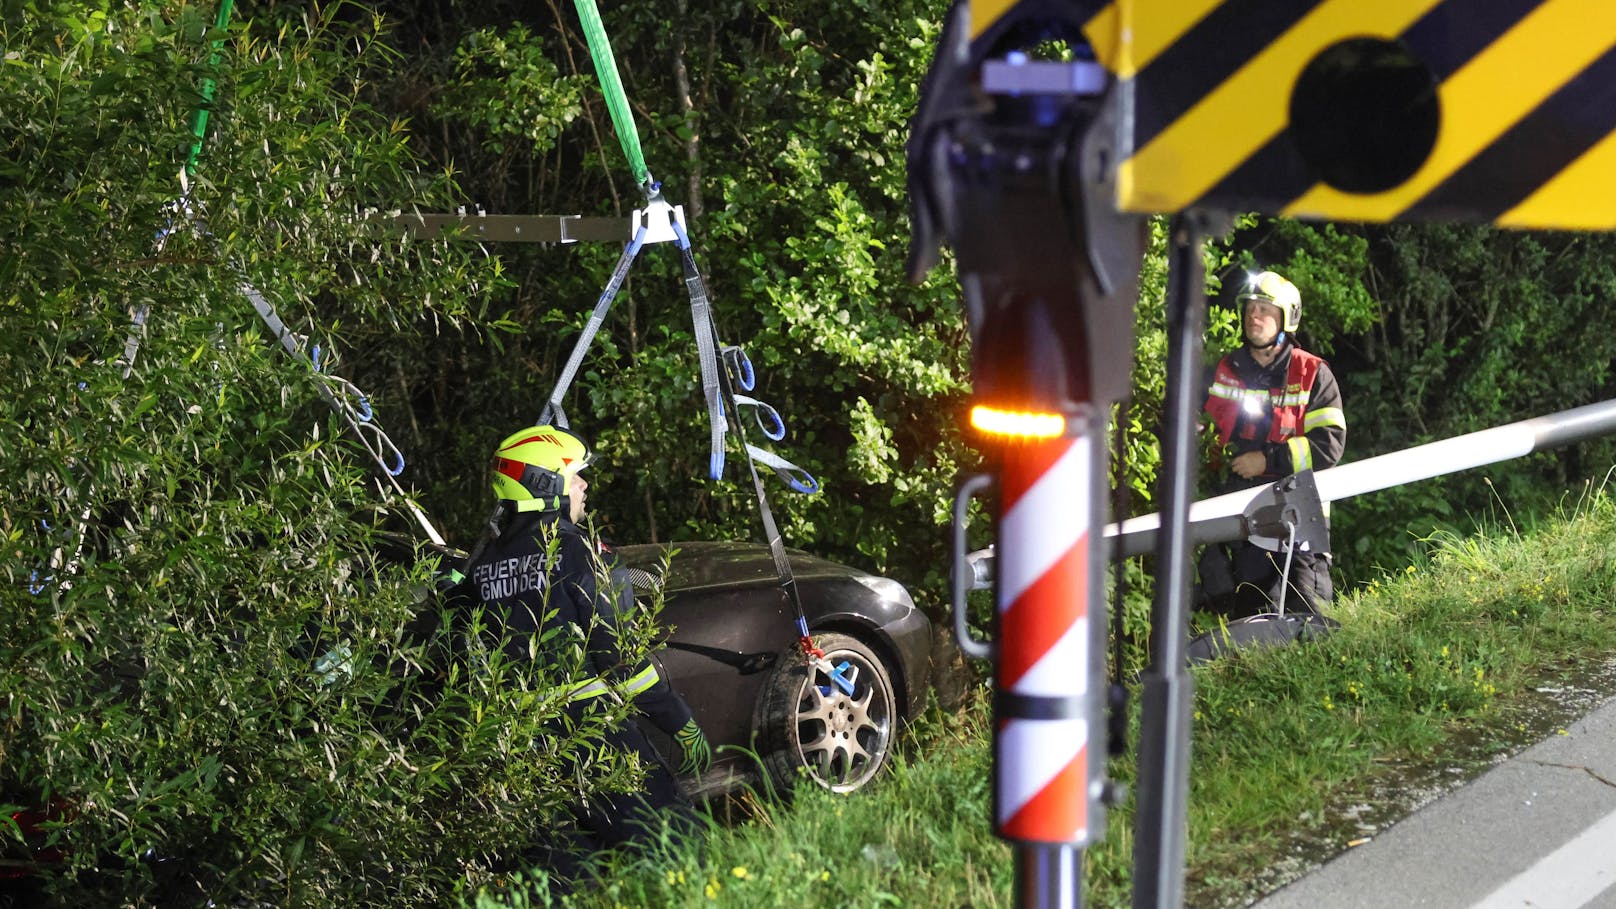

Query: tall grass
[478,494,1616,908]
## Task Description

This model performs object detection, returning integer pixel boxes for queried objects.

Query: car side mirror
[966,546,995,591]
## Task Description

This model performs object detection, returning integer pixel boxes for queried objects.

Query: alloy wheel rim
[793,649,892,792]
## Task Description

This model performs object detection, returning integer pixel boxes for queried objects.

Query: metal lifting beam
[391,208,682,246]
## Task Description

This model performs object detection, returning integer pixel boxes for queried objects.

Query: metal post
[905,7,1147,906]
[1016,843,1084,907]
[1132,213,1204,909]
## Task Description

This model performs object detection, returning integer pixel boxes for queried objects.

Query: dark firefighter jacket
[1204,340,1346,491]
[462,509,693,735]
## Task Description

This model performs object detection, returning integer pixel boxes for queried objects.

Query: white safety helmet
[1238,271,1302,333]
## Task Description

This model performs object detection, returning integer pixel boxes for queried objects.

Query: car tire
[753,632,896,794]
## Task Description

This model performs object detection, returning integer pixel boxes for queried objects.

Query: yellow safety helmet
[1238,271,1302,333]
[490,425,593,513]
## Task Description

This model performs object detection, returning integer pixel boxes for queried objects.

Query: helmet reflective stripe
[490,424,592,510]
[1239,270,1302,333]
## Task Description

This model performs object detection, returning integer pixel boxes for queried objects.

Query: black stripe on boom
[1192,0,1550,215]
[1400,0,1550,81]
[1406,40,1616,223]
[1189,134,1312,214]
[1132,0,1325,152]
[995,692,1087,721]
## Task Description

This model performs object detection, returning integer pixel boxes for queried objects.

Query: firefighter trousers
[1197,540,1333,619]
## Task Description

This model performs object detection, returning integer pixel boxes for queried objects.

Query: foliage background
[3,3,651,905]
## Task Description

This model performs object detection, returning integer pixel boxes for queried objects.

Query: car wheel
[754,632,896,794]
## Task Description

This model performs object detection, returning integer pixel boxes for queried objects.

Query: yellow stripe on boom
[1098,0,1221,78]
[1118,0,1442,214]
[970,0,1020,39]
[1502,129,1616,230]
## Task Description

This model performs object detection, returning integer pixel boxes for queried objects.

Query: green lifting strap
[38,0,238,594]
[185,0,236,179]
[165,0,445,545]
[572,0,651,189]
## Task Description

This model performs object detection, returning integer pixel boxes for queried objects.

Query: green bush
[0,4,658,905]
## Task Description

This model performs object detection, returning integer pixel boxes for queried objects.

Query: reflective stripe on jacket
[566,662,663,704]
[1204,343,1346,481]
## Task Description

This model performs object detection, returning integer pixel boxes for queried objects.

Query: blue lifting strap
[240,281,440,541]
[671,219,729,480]
[539,225,648,429]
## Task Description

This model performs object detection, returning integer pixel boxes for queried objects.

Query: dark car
[613,542,933,797]
[388,532,931,796]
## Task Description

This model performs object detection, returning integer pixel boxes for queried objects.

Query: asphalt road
[1251,693,1616,909]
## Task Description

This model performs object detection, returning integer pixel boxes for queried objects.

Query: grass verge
[474,496,1616,908]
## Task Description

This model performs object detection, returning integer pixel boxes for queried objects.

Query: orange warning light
[969,404,1067,439]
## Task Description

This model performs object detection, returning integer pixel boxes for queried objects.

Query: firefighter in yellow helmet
[1200,271,1347,617]
[472,424,709,882]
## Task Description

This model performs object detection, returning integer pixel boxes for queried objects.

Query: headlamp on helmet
[1237,270,1302,333]
[490,425,593,513]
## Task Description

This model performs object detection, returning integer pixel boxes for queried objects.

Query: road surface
[1252,693,1616,908]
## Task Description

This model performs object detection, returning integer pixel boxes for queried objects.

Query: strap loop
[734,394,786,441]
[723,345,755,391]
[745,443,819,495]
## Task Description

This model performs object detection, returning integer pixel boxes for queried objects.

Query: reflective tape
[567,677,611,702]
[562,662,660,704]
[1304,406,1346,432]
[1209,382,1309,410]
[622,663,660,697]
[1288,436,1313,472]
[1206,382,1257,403]
[995,437,1091,845]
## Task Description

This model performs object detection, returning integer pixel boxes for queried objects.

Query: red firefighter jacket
[1204,342,1346,487]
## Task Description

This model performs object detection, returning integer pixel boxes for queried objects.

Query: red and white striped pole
[997,435,1090,838]
[989,417,1107,906]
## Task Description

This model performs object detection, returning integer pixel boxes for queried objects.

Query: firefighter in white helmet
[1200,271,1347,617]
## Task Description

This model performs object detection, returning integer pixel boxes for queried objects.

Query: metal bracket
[951,473,996,660]
[633,198,685,245]
[1242,469,1330,555]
